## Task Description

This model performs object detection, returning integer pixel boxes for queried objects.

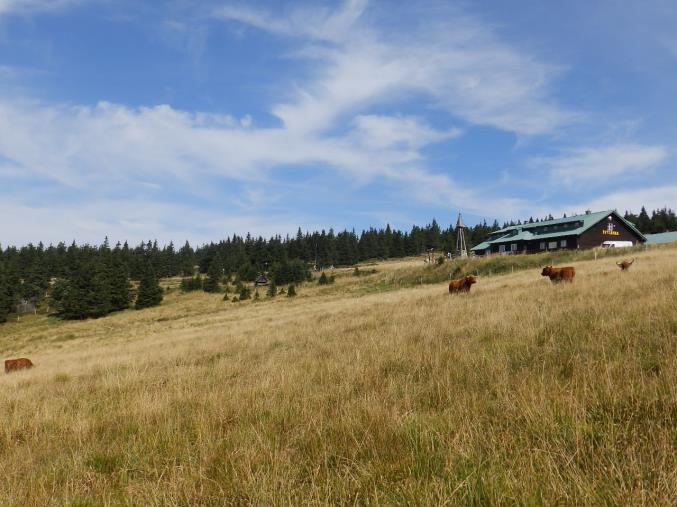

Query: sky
[0,0,675,247]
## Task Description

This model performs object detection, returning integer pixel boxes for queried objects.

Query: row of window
[497,239,568,253]
[541,240,567,250]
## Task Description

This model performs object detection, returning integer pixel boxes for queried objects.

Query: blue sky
[1,0,675,246]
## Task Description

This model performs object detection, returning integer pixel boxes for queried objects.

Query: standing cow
[541,266,576,283]
[5,358,34,374]
[616,258,635,271]
[449,275,477,293]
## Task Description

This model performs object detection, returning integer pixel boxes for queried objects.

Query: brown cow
[449,275,477,293]
[5,358,34,374]
[541,265,575,283]
[616,258,635,271]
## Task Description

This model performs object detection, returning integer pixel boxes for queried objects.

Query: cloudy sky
[1,0,675,246]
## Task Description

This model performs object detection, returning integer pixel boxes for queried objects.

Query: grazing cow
[4,358,34,374]
[541,265,576,283]
[616,258,635,271]
[449,275,477,293]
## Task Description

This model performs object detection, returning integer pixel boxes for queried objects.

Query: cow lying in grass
[616,258,635,271]
[5,358,34,374]
[541,265,576,283]
[449,275,477,293]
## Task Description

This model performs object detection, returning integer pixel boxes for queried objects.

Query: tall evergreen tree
[0,266,12,323]
[135,263,163,310]
[109,255,132,312]
[203,255,223,293]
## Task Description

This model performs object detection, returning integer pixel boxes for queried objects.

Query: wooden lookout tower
[456,212,468,258]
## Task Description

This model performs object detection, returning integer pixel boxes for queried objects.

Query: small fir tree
[318,272,329,285]
[287,285,297,297]
[267,279,277,298]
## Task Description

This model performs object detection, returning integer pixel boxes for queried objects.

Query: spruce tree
[267,279,277,298]
[287,284,297,297]
[0,268,11,323]
[109,256,131,312]
[135,263,163,310]
[203,256,223,293]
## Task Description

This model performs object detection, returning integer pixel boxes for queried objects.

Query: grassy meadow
[0,245,676,505]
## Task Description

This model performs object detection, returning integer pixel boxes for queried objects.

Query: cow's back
[5,358,34,373]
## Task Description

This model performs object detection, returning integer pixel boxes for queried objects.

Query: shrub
[270,259,311,285]
[238,287,251,301]
[318,272,335,285]
[180,275,203,292]
[436,255,446,266]
[287,285,297,297]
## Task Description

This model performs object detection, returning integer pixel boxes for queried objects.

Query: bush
[353,267,377,277]
[287,285,297,297]
[436,255,446,266]
[238,286,251,301]
[270,259,311,285]
[318,272,335,285]
[180,275,203,292]
[267,280,277,298]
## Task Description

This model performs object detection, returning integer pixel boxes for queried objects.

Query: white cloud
[0,0,81,16]
[561,185,677,217]
[0,197,325,246]
[351,115,461,150]
[536,144,668,187]
[217,1,578,136]
[0,97,464,187]
[214,0,368,43]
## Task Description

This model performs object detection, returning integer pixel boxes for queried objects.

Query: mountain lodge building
[470,210,646,256]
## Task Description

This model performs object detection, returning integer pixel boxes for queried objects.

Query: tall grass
[358,243,654,291]
[0,245,675,505]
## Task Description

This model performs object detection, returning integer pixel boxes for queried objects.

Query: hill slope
[1,246,676,505]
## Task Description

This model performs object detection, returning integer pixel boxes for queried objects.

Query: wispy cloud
[562,185,677,217]
[534,144,668,187]
[0,0,82,16]
[216,1,579,136]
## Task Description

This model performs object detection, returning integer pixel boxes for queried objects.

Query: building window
[548,241,558,250]
[499,244,506,253]
[540,242,546,250]
[560,239,567,248]
[511,243,518,252]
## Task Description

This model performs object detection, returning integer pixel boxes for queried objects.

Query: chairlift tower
[456,212,468,258]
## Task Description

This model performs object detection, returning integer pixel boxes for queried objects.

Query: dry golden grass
[0,246,676,505]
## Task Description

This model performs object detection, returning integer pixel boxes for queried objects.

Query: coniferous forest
[0,207,674,323]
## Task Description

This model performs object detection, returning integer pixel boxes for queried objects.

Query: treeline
[622,207,677,234]
[0,240,163,323]
[498,207,677,234]
[0,219,496,322]
[1,207,674,323]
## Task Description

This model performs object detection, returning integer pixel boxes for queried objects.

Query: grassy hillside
[0,246,675,505]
